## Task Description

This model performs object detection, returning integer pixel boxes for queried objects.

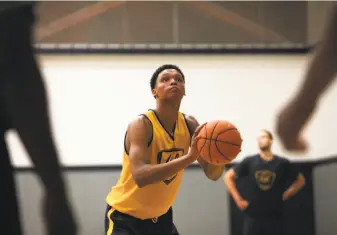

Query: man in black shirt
[0,3,76,235]
[224,129,305,235]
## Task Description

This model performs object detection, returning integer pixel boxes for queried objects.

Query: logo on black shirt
[254,170,276,190]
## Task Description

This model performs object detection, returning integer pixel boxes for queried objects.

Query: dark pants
[0,135,22,235]
[105,205,180,235]
[0,3,51,235]
[243,214,283,235]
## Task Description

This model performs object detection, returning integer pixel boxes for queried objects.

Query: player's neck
[155,101,180,131]
[259,151,273,161]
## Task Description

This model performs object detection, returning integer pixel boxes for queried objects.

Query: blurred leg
[0,5,64,189]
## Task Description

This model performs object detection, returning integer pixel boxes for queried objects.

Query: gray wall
[313,162,337,235]
[15,168,230,235]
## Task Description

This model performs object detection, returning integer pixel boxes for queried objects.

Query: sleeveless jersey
[106,110,191,219]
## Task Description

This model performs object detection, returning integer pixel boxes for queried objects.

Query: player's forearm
[224,175,243,202]
[205,164,225,181]
[283,175,305,199]
[133,154,194,188]
[198,157,224,180]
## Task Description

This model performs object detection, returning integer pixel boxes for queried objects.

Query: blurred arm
[295,4,337,107]
[223,168,244,202]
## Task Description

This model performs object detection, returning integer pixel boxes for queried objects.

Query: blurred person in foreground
[0,2,77,235]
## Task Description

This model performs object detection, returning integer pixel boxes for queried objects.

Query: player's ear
[152,89,157,98]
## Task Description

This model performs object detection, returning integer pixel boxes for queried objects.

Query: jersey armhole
[182,113,192,145]
[124,114,153,155]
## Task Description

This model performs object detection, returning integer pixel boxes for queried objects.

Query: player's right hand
[43,192,77,235]
[188,122,207,161]
[236,198,249,211]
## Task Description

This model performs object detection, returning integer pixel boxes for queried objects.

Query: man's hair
[261,129,273,140]
[150,64,185,90]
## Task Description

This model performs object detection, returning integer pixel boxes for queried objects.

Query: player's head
[257,129,273,151]
[150,64,185,102]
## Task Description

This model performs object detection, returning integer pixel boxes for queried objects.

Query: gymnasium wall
[7,54,337,167]
[10,54,337,235]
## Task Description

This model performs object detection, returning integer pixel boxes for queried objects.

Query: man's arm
[223,162,249,211]
[223,168,244,203]
[276,4,337,152]
[283,173,306,200]
[185,115,225,181]
[295,4,337,105]
[127,116,198,188]
[282,161,306,199]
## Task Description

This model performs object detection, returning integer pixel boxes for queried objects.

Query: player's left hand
[188,122,207,161]
[276,97,316,153]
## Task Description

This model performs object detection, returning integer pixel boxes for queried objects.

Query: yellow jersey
[106,109,191,219]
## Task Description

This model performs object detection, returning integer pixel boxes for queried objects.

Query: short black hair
[150,64,185,90]
[261,129,273,140]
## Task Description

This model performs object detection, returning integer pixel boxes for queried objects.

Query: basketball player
[276,4,337,152]
[105,64,226,235]
[0,3,76,235]
[224,129,305,235]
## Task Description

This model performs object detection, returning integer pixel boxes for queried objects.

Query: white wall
[6,54,337,167]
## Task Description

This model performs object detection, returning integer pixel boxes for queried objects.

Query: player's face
[257,131,272,151]
[152,69,185,101]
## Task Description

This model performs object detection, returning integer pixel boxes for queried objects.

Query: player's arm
[185,115,225,181]
[282,161,306,200]
[223,161,249,210]
[127,116,199,188]
[295,4,337,107]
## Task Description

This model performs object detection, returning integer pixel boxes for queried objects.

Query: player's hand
[276,97,316,153]
[282,191,291,201]
[188,122,207,161]
[236,198,249,211]
[43,192,77,235]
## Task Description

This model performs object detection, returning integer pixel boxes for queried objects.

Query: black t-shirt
[0,2,35,14]
[233,154,299,217]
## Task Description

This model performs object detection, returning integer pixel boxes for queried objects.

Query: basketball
[196,120,242,165]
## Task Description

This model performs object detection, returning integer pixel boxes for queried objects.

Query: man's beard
[260,145,271,152]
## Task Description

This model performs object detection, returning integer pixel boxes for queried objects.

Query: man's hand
[236,198,249,211]
[276,97,316,152]
[282,191,291,201]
